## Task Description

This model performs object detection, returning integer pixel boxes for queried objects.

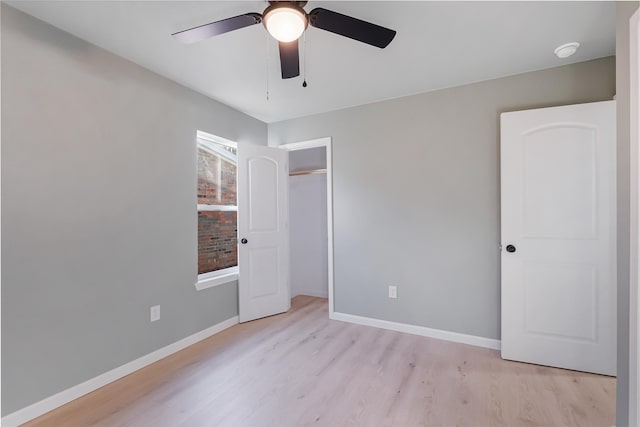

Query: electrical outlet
[150,305,161,322]
[388,285,397,299]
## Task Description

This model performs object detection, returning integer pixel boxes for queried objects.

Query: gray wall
[1,5,266,415]
[290,146,327,173]
[269,57,616,340]
[616,2,640,426]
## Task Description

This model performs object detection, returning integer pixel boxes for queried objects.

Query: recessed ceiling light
[554,42,580,59]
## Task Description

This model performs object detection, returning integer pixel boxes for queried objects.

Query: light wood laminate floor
[25,296,615,427]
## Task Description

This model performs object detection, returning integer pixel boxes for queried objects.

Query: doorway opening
[280,138,335,317]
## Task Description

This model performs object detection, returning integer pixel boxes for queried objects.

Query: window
[196,131,238,289]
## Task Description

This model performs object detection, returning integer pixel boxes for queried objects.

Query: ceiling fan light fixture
[263,4,308,43]
[173,2,396,80]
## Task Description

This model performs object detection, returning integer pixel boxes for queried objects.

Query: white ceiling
[8,1,615,123]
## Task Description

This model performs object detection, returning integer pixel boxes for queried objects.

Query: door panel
[501,100,616,376]
[238,144,289,323]
[522,126,596,238]
[524,262,596,341]
[248,247,280,298]
[248,158,279,232]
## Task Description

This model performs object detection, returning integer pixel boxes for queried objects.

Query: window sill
[195,267,239,291]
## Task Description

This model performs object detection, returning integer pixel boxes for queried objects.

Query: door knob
[506,244,516,253]
[241,238,248,244]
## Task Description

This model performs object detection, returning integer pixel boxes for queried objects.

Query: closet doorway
[280,138,334,317]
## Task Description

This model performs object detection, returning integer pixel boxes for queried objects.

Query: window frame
[195,130,239,291]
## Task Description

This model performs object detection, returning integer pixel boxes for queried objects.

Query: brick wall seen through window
[197,137,237,276]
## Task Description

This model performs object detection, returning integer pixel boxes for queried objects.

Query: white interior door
[501,101,616,375]
[238,143,290,323]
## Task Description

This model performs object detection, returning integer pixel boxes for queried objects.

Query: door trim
[629,7,639,426]
[279,137,335,318]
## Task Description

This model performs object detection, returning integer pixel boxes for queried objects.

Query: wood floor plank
[23,296,615,427]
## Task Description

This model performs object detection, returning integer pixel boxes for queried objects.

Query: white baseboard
[293,288,328,299]
[1,316,239,427]
[331,312,501,350]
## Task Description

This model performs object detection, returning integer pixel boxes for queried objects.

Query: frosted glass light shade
[263,6,307,42]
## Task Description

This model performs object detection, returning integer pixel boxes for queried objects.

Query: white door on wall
[237,143,290,323]
[500,100,616,376]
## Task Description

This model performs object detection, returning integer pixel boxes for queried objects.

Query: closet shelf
[289,168,327,177]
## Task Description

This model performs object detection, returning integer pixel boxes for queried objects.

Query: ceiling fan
[172,1,396,79]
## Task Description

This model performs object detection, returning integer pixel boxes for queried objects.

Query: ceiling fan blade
[308,8,396,49]
[279,40,300,79]
[172,13,262,44]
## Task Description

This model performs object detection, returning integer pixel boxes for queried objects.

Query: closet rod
[289,168,327,177]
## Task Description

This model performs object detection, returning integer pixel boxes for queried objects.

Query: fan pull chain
[265,33,270,101]
[302,32,308,88]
